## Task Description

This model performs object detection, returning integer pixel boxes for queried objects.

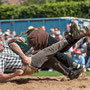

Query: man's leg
[56,52,81,69]
[40,56,83,79]
[60,22,90,53]
[31,38,68,68]
[31,23,90,68]
[41,56,70,76]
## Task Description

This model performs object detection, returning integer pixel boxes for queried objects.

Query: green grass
[5,70,90,77]
[85,71,90,76]
[29,71,90,77]
[31,71,62,77]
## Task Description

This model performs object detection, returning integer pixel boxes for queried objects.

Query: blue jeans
[85,57,90,68]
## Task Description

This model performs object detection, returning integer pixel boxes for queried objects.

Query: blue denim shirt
[73,55,85,65]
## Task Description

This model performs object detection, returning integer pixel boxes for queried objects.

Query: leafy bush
[0,1,90,19]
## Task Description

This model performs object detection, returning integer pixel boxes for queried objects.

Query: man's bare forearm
[0,69,23,82]
[7,37,17,44]
[0,72,19,82]
[9,42,26,59]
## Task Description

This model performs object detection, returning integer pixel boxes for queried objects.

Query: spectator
[84,36,90,69]
[0,28,3,36]
[54,27,59,31]
[12,31,17,37]
[4,28,13,39]
[63,24,70,37]
[50,28,55,38]
[73,49,85,69]
[55,30,63,41]
[5,28,11,35]
[4,32,11,41]
[0,35,5,41]
[41,25,46,31]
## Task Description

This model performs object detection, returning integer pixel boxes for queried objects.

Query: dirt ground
[1,75,90,90]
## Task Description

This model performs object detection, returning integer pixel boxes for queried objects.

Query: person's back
[26,28,49,50]
[14,32,30,53]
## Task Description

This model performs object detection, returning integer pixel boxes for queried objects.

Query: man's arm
[7,37,25,44]
[9,42,30,64]
[7,37,30,64]
[0,69,23,82]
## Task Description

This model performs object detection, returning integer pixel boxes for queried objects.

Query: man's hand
[22,56,30,65]
[15,37,25,42]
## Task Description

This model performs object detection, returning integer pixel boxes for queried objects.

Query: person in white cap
[4,32,11,41]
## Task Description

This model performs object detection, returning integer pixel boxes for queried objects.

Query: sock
[72,62,81,69]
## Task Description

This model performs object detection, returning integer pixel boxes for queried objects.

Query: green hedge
[0,1,90,19]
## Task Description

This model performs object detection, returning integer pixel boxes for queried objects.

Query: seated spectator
[41,25,46,31]
[0,35,5,41]
[0,28,3,36]
[12,31,17,37]
[4,28,13,40]
[55,30,63,41]
[73,49,85,70]
[28,26,34,30]
[4,32,11,41]
[54,27,59,31]
[63,24,70,37]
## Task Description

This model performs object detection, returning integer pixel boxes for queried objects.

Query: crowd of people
[0,23,90,73]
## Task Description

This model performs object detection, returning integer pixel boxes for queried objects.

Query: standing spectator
[50,28,55,38]
[73,49,85,69]
[84,36,90,69]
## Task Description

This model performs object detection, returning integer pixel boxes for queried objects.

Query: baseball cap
[74,49,82,54]
[4,32,10,35]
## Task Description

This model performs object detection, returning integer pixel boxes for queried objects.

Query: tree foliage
[0,1,89,19]
[23,0,87,5]
[0,0,3,5]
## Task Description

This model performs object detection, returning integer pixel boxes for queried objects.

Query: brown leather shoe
[70,22,90,40]
[68,68,83,80]
[22,64,38,75]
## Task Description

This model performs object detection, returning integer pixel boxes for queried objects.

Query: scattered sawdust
[0,75,90,90]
